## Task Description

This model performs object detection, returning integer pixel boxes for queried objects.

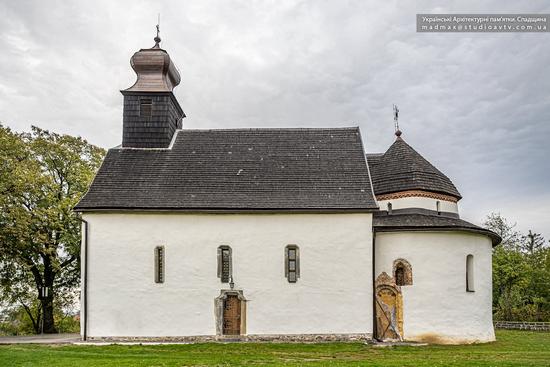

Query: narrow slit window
[466,254,475,292]
[218,246,232,283]
[436,200,441,214]
[387,202,393,215]
[154,246,165,283]
[140,98,152,117]
[395,265,405,286]
[285,245,300,283]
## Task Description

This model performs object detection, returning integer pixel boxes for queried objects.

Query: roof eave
[374,188,462,201]
[73,206,379,214]
[373,226,501,247]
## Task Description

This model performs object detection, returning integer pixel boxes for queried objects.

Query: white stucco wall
[374,231,495,343]
[81,212,373,338]
[377,197,458,214]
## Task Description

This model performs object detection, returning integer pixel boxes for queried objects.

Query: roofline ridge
[176,126,360,132]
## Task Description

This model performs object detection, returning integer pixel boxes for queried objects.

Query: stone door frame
[375,272,404,341]
[214,290,247,336]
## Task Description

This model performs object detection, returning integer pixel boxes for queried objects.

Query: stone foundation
[245,333,371,342]
[85,333,372,343]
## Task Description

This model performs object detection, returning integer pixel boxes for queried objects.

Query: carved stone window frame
[214,290,247,336]
[393,258,413,286]
[217,245,232,283]
[154,246,165,284]
[284,245,300,283]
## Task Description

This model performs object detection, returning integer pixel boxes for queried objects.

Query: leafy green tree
[491,246,529,320]
[0,124,104,333]
[485,213,550,321]
[521,231,550,321]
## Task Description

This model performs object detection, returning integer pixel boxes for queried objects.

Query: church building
[75,35,501,344]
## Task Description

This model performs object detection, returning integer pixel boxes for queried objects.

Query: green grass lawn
[0,330,548,367]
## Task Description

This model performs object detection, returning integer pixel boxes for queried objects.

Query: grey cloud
[0,0,548,237]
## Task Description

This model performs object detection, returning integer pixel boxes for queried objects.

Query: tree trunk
[41,295,57,333]
[41,255,57,334]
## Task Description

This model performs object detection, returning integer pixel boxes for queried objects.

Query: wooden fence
[494,321,550,331]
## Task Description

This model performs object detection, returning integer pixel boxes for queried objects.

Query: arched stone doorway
[375,272,403,341]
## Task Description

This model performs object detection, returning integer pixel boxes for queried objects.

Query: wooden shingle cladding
[367,137,462,199]
[121,92,184,149]
[75,127,378,211]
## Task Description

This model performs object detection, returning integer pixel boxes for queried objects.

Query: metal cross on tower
[153,14,161,47]
[156,14,160,38]
[393,104,402,137]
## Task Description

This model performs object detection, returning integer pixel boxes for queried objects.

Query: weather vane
[393,104,402,137]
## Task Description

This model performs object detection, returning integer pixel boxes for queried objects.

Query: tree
[485,213,550,322]
[522,230,546,255]
[484,212,522,251]
[522,237,550,321]
[491,246,529,320]
[0,124,104,333]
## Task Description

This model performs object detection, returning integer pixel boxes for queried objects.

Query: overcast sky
[1,0,549,238]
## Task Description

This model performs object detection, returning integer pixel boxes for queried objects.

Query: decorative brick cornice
[376,190,459,203]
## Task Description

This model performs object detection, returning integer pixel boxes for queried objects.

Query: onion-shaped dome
[123,36,181,93]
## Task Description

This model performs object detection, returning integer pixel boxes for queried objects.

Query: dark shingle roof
[75,127,378,211]
[373,210,501,246]
[367,137,461,199]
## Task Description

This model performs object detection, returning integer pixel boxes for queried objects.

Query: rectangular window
[140,98,152,117]
[155,246,165,283]
[285,245,300,283]
[218,246,232,283]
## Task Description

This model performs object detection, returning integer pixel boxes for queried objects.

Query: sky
[0,0,549,239]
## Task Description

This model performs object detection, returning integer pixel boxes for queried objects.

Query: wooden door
[223,295,241,335]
